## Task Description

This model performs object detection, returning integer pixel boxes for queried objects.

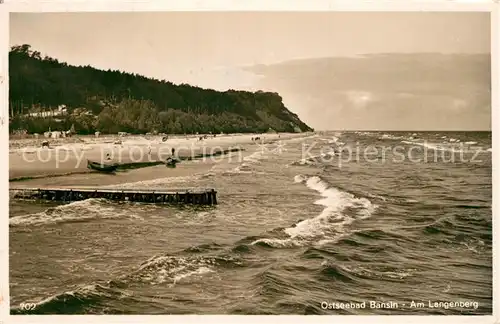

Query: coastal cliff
[9,44,313,134]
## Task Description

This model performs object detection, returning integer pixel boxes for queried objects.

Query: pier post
[211,189,217,205]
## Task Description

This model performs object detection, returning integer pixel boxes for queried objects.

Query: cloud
[250,54,490,130]
[345,90,375,109]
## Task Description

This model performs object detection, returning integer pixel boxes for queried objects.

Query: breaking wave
[9,199,139,227]
[286,176,377,240]
[247,175,378,249]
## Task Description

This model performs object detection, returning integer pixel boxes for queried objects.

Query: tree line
[9,44,313,135]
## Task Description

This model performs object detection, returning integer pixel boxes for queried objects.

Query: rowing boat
[87,160,118,172]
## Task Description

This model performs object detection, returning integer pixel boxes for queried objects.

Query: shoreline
[9,147,245,182]
[9,132,312,186]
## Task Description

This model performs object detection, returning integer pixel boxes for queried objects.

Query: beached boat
[87,160,118,173]
[165,157,180,168]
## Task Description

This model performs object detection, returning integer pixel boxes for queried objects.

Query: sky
[9,12,491,130]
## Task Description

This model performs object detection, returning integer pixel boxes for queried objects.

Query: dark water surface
[9,131,492,314]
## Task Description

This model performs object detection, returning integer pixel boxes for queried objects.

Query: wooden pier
[10,187,218,205]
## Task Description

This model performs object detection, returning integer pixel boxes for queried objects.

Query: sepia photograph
[6,9,493,316]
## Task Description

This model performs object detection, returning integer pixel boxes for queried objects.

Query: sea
[9,131,492,315]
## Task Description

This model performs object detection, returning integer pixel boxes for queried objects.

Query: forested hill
[9,44,313,134]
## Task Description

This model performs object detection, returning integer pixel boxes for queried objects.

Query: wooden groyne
[10,187,218,205]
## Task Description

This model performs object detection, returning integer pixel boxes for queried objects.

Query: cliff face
[9,44,313,134]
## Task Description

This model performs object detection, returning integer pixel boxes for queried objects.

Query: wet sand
[9,133,309,187]
[9,159,217,188]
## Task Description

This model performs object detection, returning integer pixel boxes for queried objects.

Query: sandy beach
[9,132,310,186]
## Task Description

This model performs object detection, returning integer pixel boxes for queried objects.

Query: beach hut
[95,131,101,138]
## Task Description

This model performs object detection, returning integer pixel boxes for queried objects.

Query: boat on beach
[165,157,180,168]
[87,160,118,173]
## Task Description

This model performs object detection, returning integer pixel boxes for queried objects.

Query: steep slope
[9,44,313,134]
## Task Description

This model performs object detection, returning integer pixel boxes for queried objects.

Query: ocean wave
[9,199,138,227]
[402,140,454,152]
[354,131,375,137]
[340,265,417,282]
[319,263,357,282]
[279,134,319,144]
[379,134,404,141]
[283,175,377,244]
[400,140,486,154]
[222,145,272,175]
[252,268,301,297]
[12,251,243,314]
[126,254,242,286]
[251,238,300,249]
[224,162,266,175]
[243,151,265,164]
[101,175,200,189]
[183,243,224,254]
[11,283,125,314]
[291,150,340,166]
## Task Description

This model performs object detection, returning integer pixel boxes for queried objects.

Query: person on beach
[171,148,175,156]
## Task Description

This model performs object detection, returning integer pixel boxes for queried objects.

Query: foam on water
[243,150,265,164]
[172,266,214,285]
[401,140,488,154]
[101,175,200,189]
[285,175,377,242]
[379,134,404,141]
[9,198,138,226]
[402,140,455,152]
[125,254,242,286]
[291,150,339,166]
[251,237,300,248]
[227,163,259,175]
[225,143,275,174]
